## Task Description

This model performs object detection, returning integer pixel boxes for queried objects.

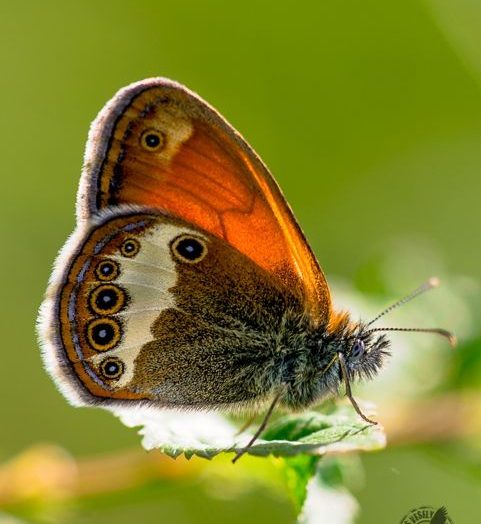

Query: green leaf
[286,456,362,524]
[278,455,320,513]
[112,402,386,461]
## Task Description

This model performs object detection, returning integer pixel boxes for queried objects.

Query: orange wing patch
[79,79,331,325]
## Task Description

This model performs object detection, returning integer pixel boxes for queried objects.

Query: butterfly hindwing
[39,208,308,409]
[78,78,330,325]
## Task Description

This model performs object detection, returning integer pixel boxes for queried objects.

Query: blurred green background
[1,1,480,523]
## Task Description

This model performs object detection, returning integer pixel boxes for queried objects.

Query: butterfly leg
[232,390,283,464]
[337,352,377,425]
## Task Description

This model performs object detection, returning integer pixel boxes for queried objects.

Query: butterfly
[38,78,455,461]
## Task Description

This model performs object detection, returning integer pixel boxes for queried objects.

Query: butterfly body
[39,78,393,424]
[42,205,388,413]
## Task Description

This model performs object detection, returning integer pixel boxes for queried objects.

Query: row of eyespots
[86,238,140,380]
[86,235,208,382]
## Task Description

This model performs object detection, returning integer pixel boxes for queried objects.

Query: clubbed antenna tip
[367,277,441,327]
[367,326,457,347]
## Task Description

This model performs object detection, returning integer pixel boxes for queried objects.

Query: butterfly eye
[89,284,126,315]
[140,129,165,151]
[86,318,122,352]
[100,357,124,380]
[350,339,365,361]
[120,238,140,257]
[171,235,207,264]
[95,260,120,281]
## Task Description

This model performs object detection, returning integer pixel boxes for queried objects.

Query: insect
[38,78,455,462]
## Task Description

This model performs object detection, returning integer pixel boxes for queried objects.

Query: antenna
[367,277,440,327]
[366,326,457,347]
[364,277,456,347]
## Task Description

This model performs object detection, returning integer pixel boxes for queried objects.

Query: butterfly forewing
[79,78,330,325]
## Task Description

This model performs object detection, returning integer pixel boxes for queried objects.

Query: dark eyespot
[171,235,207,263]
[120,238,140,258]
[350,339,365,361]
[140,129,165,151]
[87,318,121,351]
[89,284,126,315]
[95,260,120,281]
[100,358,124,380]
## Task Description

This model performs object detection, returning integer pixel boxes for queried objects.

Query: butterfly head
[316,278,456,421]
[320,317,390,386]
[336,323,391,382]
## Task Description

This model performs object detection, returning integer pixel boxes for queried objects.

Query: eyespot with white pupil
[171,235,207,264]
[95,260,119,281]
[89,284,126,315]
[140,129,165,151]
[87,318,122,352]
[350,339,365,361]
[120,238,140,258]
[100,358,124,380]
